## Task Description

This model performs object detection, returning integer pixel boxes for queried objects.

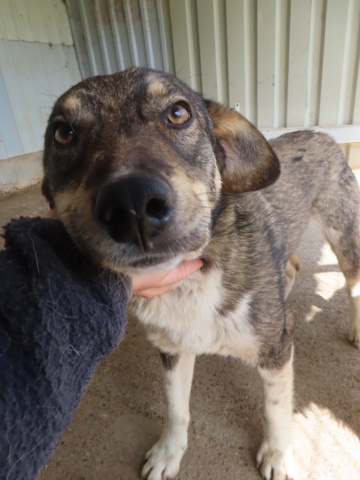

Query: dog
[42,67,360,480]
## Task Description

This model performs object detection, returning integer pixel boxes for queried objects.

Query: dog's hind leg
[257,346,294,480]
[346,277,360,348]
[142,352,195,480]
[315,165,360,348]
[325,229,360,349]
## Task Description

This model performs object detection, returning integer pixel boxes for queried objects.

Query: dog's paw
[141,439,186,480]
[256,441,293,480]
[348,327,360,349]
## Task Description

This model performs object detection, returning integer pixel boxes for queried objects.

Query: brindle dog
[42,67,360,480]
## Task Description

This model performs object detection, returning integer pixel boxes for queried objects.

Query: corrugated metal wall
[66,0,360,140]
[168,0,360,136]
[1,0,359,164]
[66,0,173,78]
[0,0,82,160]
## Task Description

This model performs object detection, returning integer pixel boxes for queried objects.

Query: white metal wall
[0,0,82,160]
[168,0,360,138]
[66,0,173,78]
[1,0,359,162]
[67,0,360,146]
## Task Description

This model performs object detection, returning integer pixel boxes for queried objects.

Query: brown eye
[167,102,191,126]
[54,125,74,145]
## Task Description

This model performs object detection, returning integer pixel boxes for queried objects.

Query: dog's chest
[130,270,259,364]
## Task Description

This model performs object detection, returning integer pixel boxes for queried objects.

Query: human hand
[43,206,58,219]
[132,259,203,298]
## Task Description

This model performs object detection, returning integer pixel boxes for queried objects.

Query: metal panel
[168,0,201,91]
[286,0,311,128]
[0,68,22,159]
[66,0,170,78]
[257,0,277,128]
[0,0,73,45]
[0,0,82,160]
[226,0,257,124]
[197,0,228,104]
[0,40,81,159]
[319,0,350,125]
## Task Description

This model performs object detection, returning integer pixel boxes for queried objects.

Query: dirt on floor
[1,184,360,480]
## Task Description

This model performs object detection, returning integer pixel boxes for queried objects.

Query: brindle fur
[42,67,360,480]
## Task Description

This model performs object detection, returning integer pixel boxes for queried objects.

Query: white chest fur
[130,270,260,365]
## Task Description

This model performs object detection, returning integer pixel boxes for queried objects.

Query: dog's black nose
[95,173,174,250]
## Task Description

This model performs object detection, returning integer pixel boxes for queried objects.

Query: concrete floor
[1,184,360,480]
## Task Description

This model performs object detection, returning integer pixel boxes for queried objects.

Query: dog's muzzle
[95,172,174,252]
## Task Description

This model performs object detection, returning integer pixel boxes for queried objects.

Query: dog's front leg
[142,351,196,480]
[256,346,294,480]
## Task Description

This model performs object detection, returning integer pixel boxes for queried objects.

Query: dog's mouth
[89,173,210,273]
[83,232,206,275]
[97,225,208,273]
[58,172,212,275]
[125,253,185,273]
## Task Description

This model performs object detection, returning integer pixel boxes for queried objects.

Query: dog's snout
[95,173,174,250]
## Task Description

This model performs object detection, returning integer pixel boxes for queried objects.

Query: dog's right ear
[206,101,280,193]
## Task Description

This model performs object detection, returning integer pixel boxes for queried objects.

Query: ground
[1,184,360,480]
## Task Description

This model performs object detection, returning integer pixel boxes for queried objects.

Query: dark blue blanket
[0,217,129,480]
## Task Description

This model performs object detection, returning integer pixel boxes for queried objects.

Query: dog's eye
[54,125,74,145]
[167,102,191,126]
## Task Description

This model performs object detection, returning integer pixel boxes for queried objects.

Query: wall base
[0,151,43,195]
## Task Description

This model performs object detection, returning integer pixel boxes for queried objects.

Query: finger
[132,259,204,297]
[161,259,203,286]
[132,268,173,293]
[132,259,203,294]
[134,285,174,299]
[43,207,58,219]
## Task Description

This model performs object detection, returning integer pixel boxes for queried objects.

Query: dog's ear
[206,101,280,193]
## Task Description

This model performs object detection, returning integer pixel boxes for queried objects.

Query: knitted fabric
[0,217,129,480]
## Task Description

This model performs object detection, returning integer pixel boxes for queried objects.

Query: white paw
[141,439,186,480]
[256,441,293,480]
[348,327,360,349]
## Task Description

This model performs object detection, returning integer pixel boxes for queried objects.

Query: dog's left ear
[206,100,280,193]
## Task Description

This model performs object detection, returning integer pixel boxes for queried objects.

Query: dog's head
[42,68,280,274]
